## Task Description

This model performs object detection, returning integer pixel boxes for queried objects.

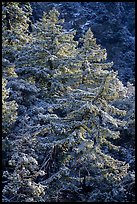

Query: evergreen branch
[92,73,109,104]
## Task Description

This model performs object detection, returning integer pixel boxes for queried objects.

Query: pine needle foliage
[2,2,32,133]
[16,8,79,97]
[2,2,32,62]
[2,8,134,202]
[2,77,18,134]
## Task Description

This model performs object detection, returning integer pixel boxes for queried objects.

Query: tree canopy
[2,6,135,202]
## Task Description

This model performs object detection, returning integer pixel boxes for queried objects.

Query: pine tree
[15,8,79,98]
[2,2,32,62]
[2,2,35,113]
[31,27,129,201]
[2,1,32,118]
[3,8,132,202]
[2,2,32,133]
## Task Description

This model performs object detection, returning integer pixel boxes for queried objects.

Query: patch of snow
[84,20,91,26]
[73,12,80,17]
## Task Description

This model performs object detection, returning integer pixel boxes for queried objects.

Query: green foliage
[16,8,79,97]
[2,77,18,134]
[2,58,17,78]
[2,2,32,62]
[112,82,135,147]
[2,2,31,132]
[2,8,135,202]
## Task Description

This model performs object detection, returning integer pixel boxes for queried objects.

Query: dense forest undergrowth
[2,2,135,202]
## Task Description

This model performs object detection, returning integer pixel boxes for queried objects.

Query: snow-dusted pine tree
[2,2,33,133]
[3,8,132,202]
[15,7,79,99]
[2,2,36,110]
[2,2,33,128]
[32,27,129,201]
[2,2,32,62]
